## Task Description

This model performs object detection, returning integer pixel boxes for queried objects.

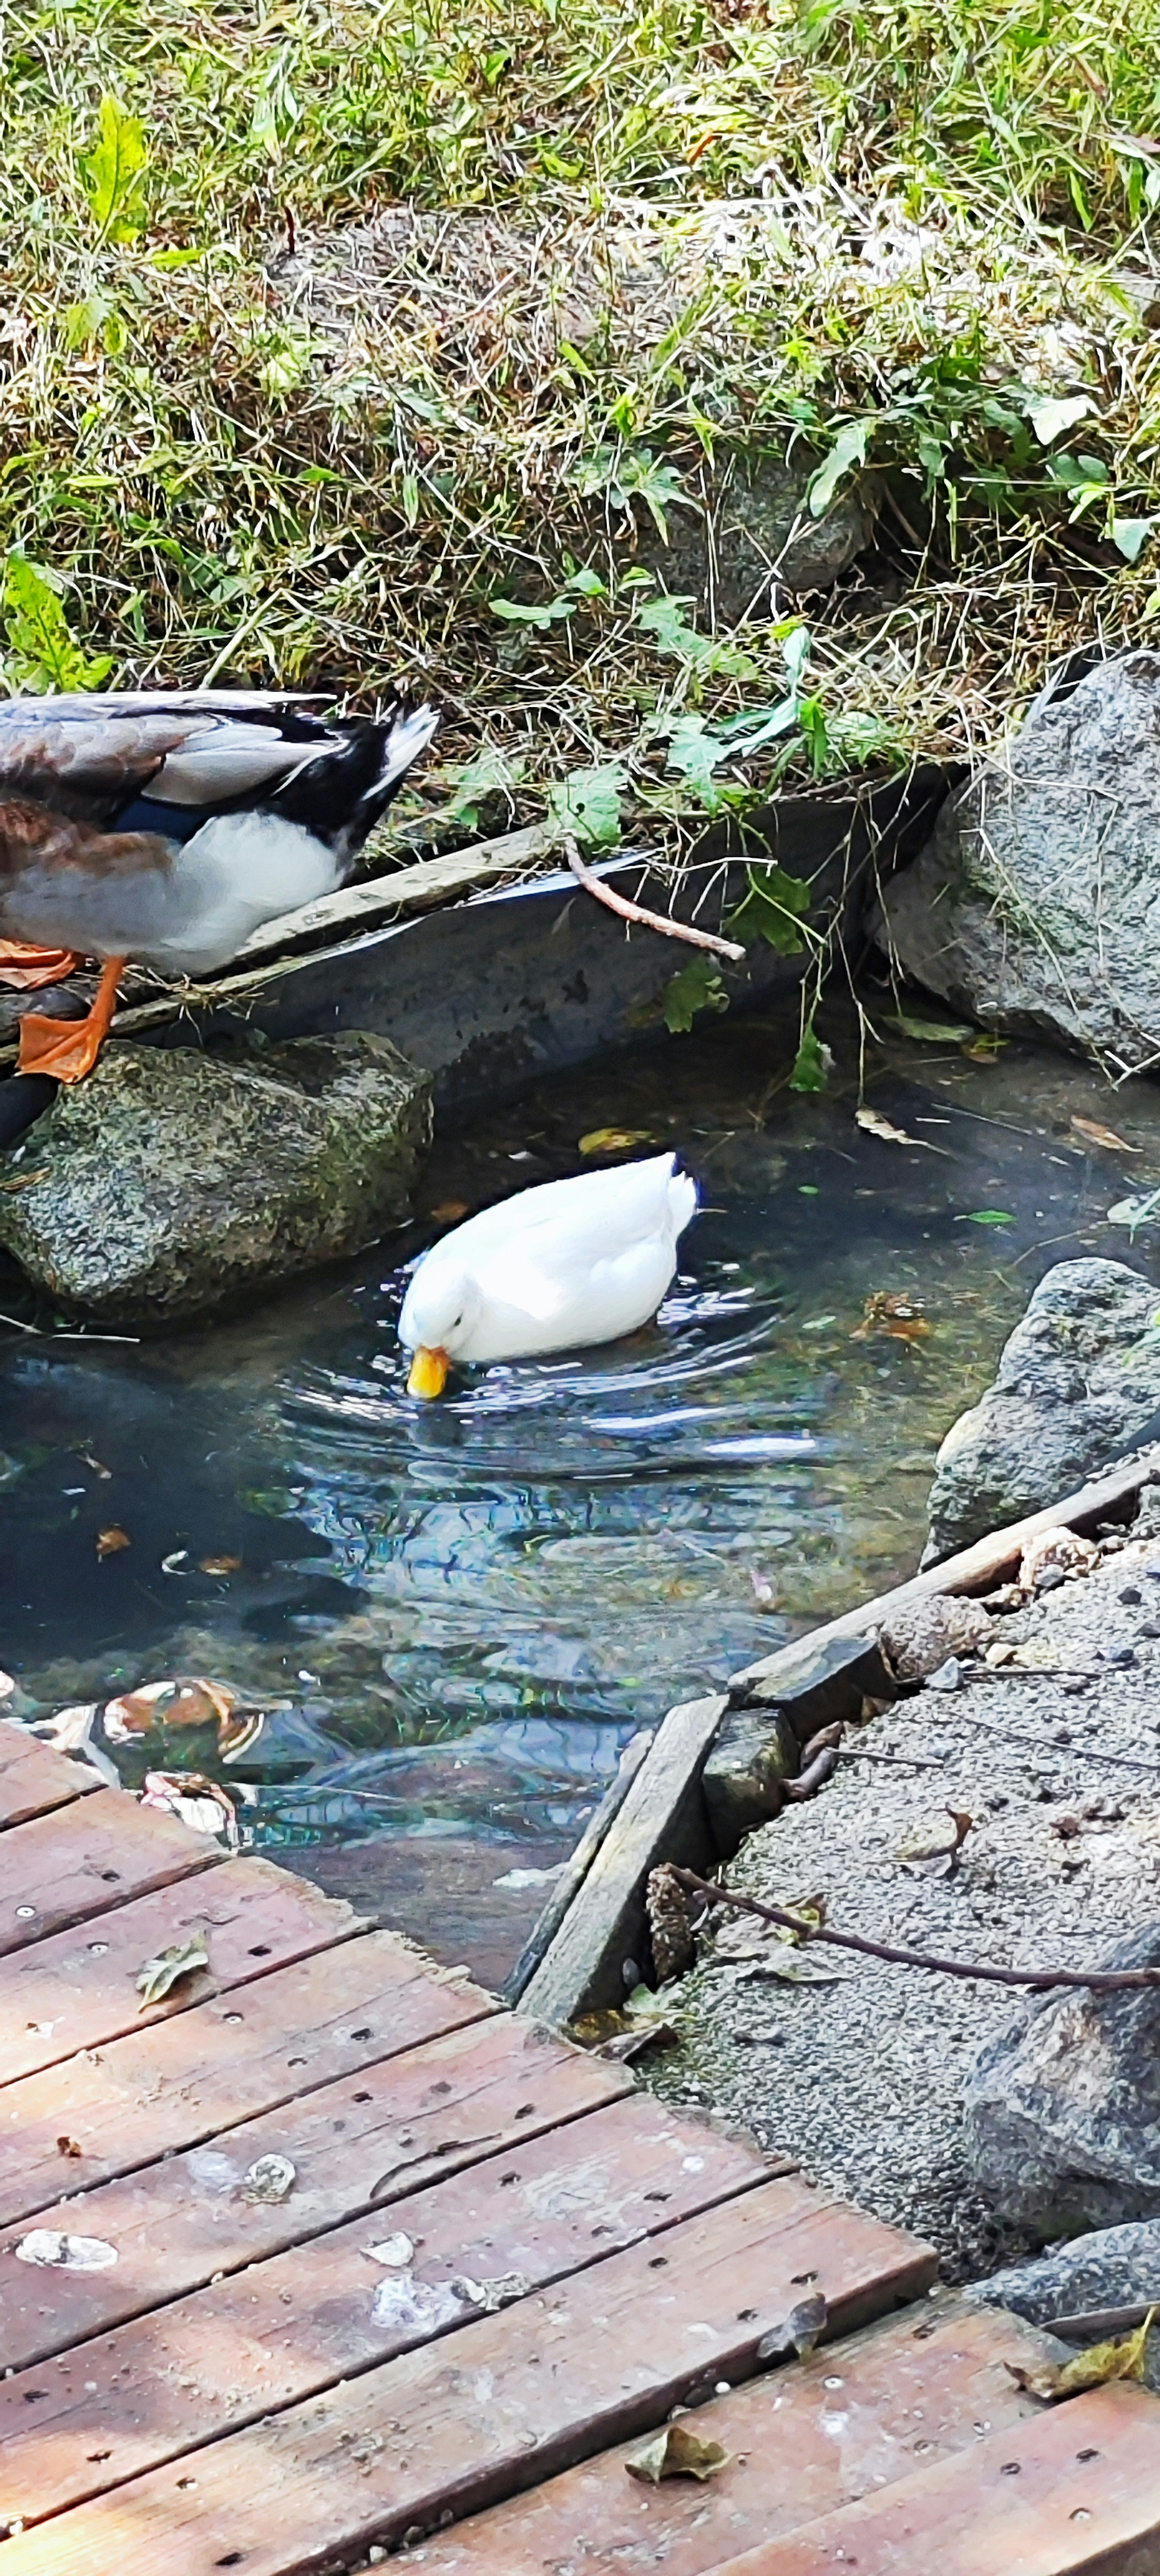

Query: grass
[3,0,1160,845]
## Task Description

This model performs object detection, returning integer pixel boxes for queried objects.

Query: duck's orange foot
[16,956,126,1083]
[0,941,81,992]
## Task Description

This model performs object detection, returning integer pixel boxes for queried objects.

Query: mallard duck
[0,689,438,1082]
[399,1150,698,1396]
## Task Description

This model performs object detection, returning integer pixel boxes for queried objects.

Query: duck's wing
[447,1152,697,1269]
[0,691,342,818]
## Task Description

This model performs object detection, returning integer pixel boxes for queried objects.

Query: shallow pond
[4,991,1160,1985]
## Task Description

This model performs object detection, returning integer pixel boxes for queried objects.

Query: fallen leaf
[626,2425,732,2485]
[428,1199,470,1223]
[96,1525,130,1559]
[56,2135,83,2158]
[1070,1115,1139,1154]
[851,1291,931,1344]
[139,1770,241,1843]
[955,1208,1014,1226]
[78,1450,112,1480]
[888,1013,975,1044]
[758,2291,829,2362]
[856,1107,922,1146]
[897,1808,975,1876]
[579,1127,655,1155]
[136,1934,210,2009]
[241,2153,296,2203]
[1007,2306,1157,2400]
[14,2230,117,2270]
[198,1554,241,1576]
[597,2021,678,2061]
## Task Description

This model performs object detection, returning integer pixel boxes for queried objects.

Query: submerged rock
[924,1257,1160,1560]
[876,653,1160,1074]
[964,1922,1160,2236]
[0,1032,431,1326]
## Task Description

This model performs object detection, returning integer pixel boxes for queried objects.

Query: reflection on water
[3,991,1159,1976]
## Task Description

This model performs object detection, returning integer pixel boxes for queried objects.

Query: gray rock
[702,1707,799,1858]
[638,445,878,619]
[963,1920,1160,2237]
[0,1032,431,1326]
[925,1257,1160,1560]
[877,652,1160,1074]
[969,2220,1160,2329]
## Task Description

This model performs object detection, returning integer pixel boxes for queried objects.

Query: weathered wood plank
[0,2093,766,2521]
[732,1444,1160,1698]
[404,2296,1063,2576]
[0,1791,220,1955]
[229,821,555,965]
[0,2011,627,2365]
[0,1724,99,1828]
[504,1730,654,2006]
[0,1929,494,2228]
[0,2183,935,2575]
[701,2380,1160,2575]
[0,1856,363,2085]
[520,1695,728,2025]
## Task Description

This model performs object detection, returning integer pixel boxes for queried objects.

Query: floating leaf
[199,1554,242,1575]
[1026,391,1095,446]
[626,2425,732,2484]
[808,419,869,515]
[1070,1115,1138,1154]
[955,1208,1014,1226]
[578,1127,655,1155]
[851,1291,930,1344]
[789,1024,832,1093]
[888,1013,975,1044]
[856,1107,921,1146]
[1007,2306,1157,2401]
[547,763,624,848]
[725,864,812,955]
[96,1524,131,1559]
[662,955,730,1034]
[136,1933,210,2008]
[429,1199,470,1223]
[81,94,149,242]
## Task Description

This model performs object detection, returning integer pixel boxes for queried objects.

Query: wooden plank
[0,2092,766,2522]
[0,2011,628,2365]
[404,2296,1067,2576]
[229,821,555,964]
[0,2183,936,2575]
[520,1695,728,2025]
[0,1929,494,2228]
[0,1792,220,1956]
[0,1856,363,2085]
[732,1444,1160,1699]
[504,1729,655,2005]
[701,2381,1160,2575]
[0,1724,100,1828]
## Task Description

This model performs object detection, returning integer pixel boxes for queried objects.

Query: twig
[1045,2301,1160,2345]
[563,834,746,962]
[673,1867,1160,1993]
[965,1701,1160,1776]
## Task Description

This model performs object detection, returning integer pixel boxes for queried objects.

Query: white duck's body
[399,1152,697,1393]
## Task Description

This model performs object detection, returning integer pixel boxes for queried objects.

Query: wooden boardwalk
[1,1720,1158,2575]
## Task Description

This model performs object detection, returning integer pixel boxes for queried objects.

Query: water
[4,993,1159,1983]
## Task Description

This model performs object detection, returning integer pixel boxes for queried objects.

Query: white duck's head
[400,1264,483,1398]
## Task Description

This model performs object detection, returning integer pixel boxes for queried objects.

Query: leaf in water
[1026,391,1095,445]
[578,1127,655,1155]
[241,2153,296,2203]
[626,2425,732,2484]
[757,2290,829,2361]
[725,864,812,955]
[789,1024,832,1093]
[428,1199,470,1223]
[851,1291,930,1344]
[888,1013,975,1044]
[136,1934,210,2008]
[956,1209,1014,1226]
[1107,1187,1160,1234]
[198,1554,242,1575]
[1112,516,1157,564]
[547,763,624,848]
[855,1107,921,1146]
[81,95,149,242]
[3,558,114,693]
[1007,2305,1156,2400]
[96,1524,131,1559]
[1070,1115,1138,1154]
[662,955,730,1034]
[808,419,869,516]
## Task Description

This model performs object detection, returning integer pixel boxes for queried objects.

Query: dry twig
[563,835,745,962]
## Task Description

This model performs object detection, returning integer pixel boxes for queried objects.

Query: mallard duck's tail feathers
[264,702,439,860]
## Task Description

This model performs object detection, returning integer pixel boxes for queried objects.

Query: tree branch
[563,835,746,962]
[674,1867,1160,1994]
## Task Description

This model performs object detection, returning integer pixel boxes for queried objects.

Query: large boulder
[877,652,1160,1074]
[0,1032,431,1326]
[964,1922,1160,2237]
[925,1257,1160,1561]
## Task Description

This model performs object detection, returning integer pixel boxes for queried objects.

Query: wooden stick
[674,1867,1160,1995]
[563,834,746,963]
[1044,2302,1160,2345]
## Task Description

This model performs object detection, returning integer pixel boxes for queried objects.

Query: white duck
[399,1151,698,1397]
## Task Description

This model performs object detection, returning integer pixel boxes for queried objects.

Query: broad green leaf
[63,291,115,351]
[489,595,567,628]
[81,95,149,243]
[725,863,812,954]
[664,715,728,805]
[548,763,624,846]
[573,444,689,541]
[1112,517,1158,564]
[1026,391,1094,446]
[258,331,311,398]
[579,1126,655,1153]
[439,745,526,829]
[662,954,730,1033]
[790,1022,833,1092]
[3,559,114,692]
[637,593,758,682]
[808,420,868,517]
[955,1208,1015,1225]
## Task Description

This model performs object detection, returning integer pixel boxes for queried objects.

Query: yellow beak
[407,1345,451,1400]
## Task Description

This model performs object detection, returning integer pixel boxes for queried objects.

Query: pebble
[926,1657,962,1691]
[1103,1644,1135,1667]
[1120,1586,1143,1605]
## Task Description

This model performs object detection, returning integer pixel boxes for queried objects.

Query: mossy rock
[0,1032,432,1326]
